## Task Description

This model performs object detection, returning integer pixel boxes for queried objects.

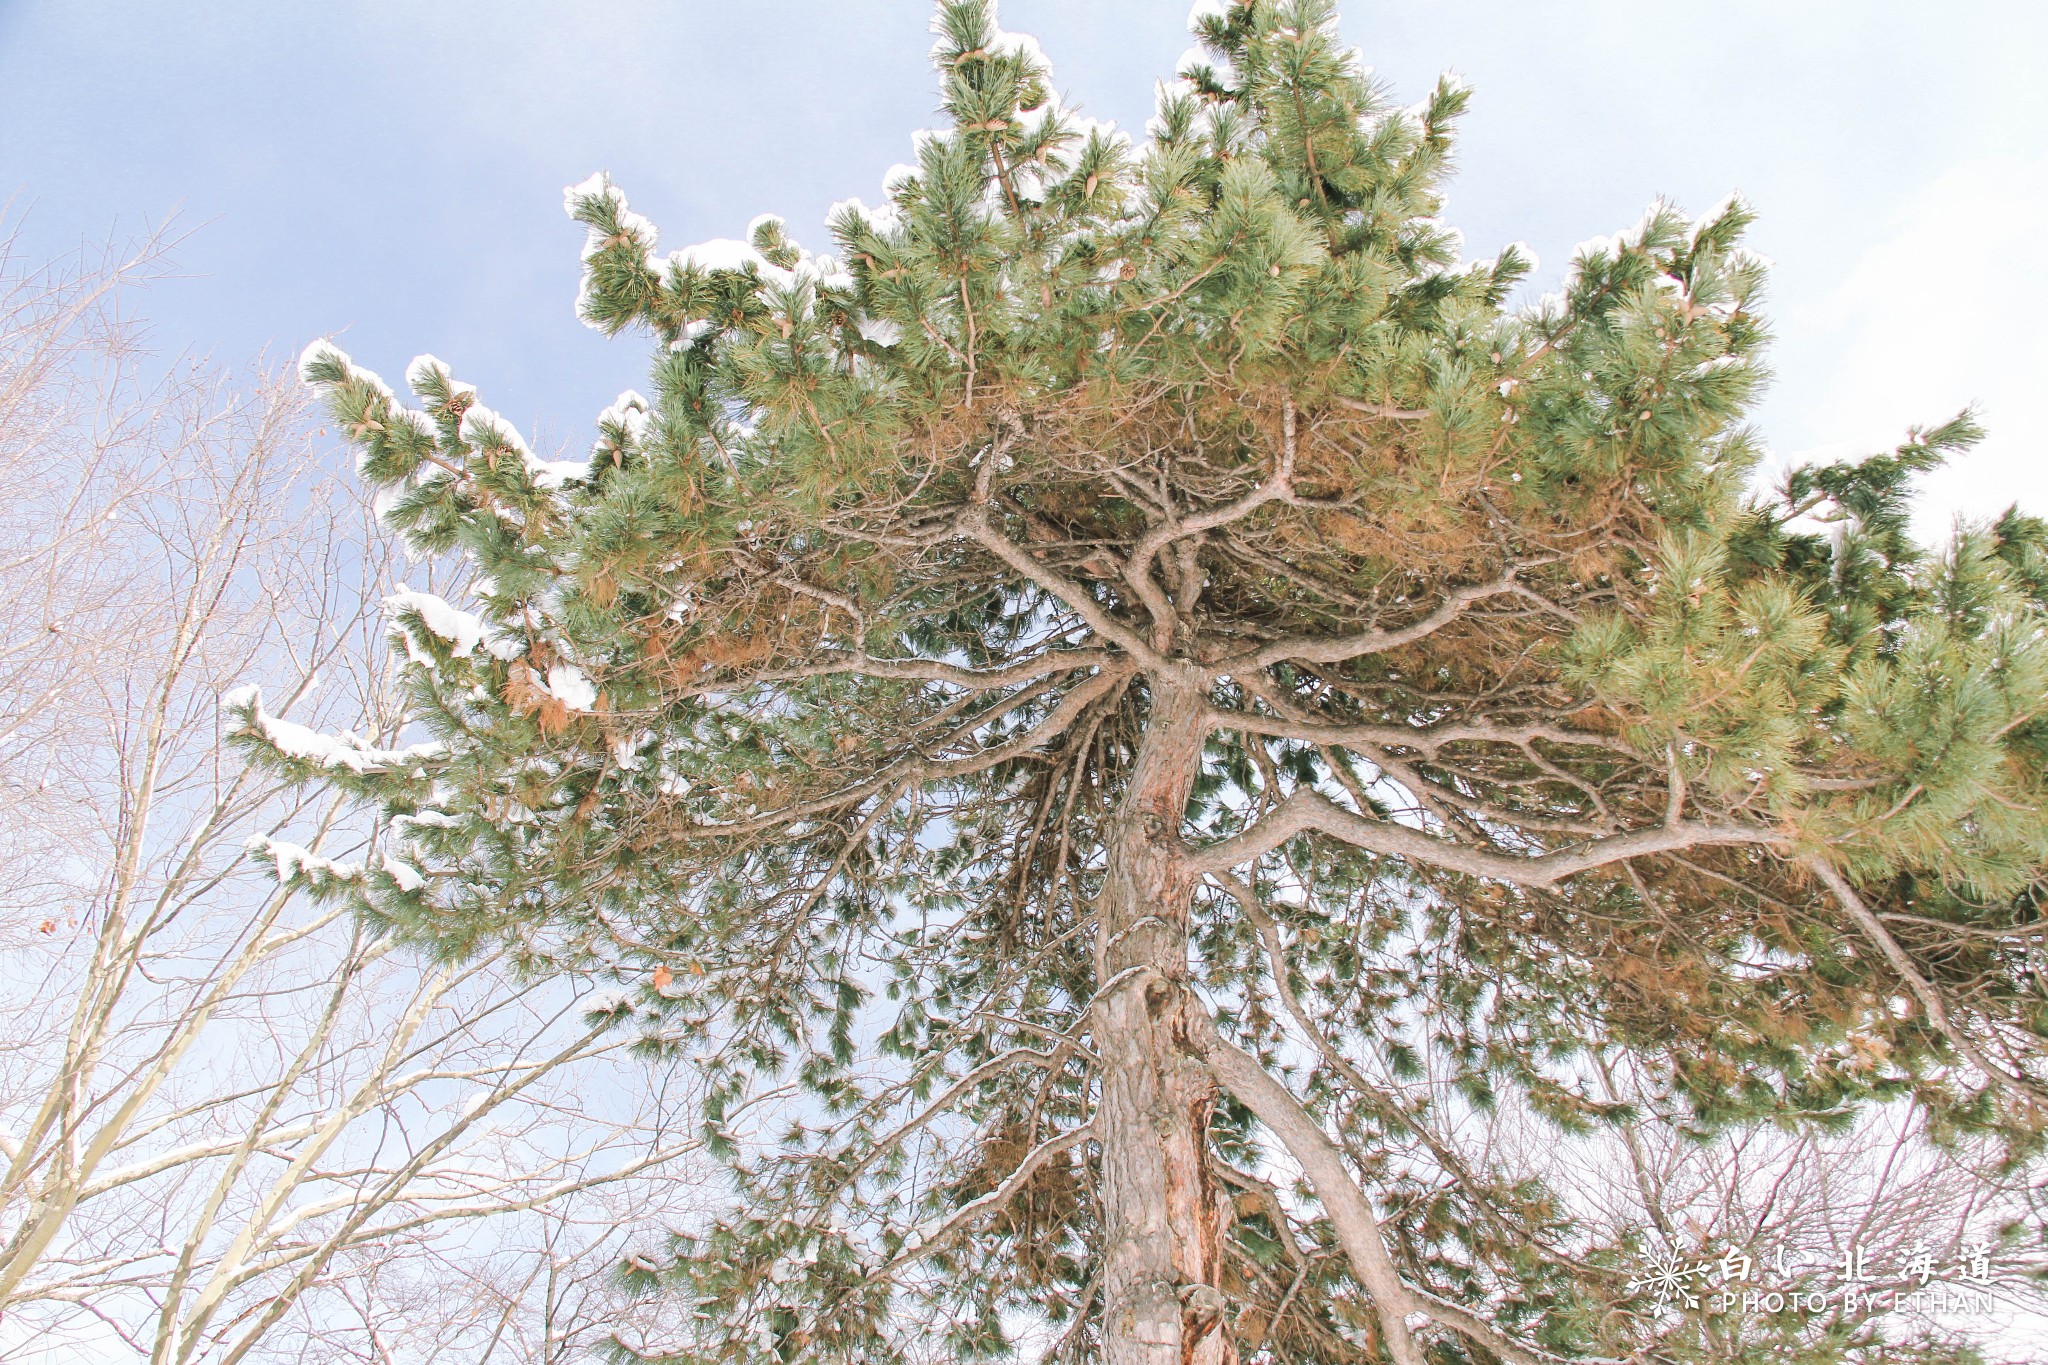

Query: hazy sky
[3,0,2042,533]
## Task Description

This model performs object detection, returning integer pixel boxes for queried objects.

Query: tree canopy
[254,2,2048,1360]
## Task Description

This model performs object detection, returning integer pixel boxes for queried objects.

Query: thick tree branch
[1807,857,2045,1098]
[957,504,1182,675]
[1404,1284,1612,1365]
[879,1123,1094,1277]
[1193,1026,1425,1365]
[1333,396,1430,421]
[1220,564,1541,674]
[1212,872,1517,1227]
[1218,710,1638,760]
[751,647,1117,691]
[1185,787,1779,882]
[838,1043,1072,1194]
[1123,398,1302,648]
[1194,1020,1619,1365]
[678,666,1127,837]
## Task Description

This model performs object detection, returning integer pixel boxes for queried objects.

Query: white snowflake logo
[1628,1251,1707,1310]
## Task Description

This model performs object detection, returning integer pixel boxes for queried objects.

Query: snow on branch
[220,684,443,776]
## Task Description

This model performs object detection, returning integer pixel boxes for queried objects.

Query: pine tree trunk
[1095,680,1236,1365]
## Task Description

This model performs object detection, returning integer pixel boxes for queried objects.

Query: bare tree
[0,222,703,1364]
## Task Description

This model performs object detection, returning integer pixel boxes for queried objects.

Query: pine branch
[1185,786,1777,882]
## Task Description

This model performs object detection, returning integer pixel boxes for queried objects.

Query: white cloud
[1787,156,2048,536]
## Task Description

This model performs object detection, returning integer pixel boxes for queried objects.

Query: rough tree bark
[1094,678,1236,1365]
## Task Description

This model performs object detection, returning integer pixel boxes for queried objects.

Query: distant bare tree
[0,222,704,1364]
[1503,1061,2048,1359]
[1193,871,2047,1362]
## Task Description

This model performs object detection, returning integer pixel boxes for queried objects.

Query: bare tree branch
[1185,786,1779,881]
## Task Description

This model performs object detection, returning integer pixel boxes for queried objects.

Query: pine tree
[252,2,2048,1360]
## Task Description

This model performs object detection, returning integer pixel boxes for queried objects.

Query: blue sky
[3,0,2043,531]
